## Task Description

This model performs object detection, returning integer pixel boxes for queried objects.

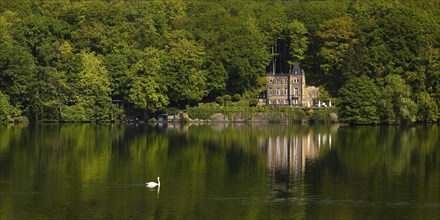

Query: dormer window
[294,69,298,75]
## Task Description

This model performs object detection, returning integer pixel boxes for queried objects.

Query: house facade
[258,62,319,107]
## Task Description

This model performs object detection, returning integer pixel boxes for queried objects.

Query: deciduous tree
[338,75,380,124]
[127,47,169,114]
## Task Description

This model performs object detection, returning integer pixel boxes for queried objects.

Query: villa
[258,62,320,107]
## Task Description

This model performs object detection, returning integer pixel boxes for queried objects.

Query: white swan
[146,177,160,188]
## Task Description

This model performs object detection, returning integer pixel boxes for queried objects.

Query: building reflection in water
[265,126,336,179]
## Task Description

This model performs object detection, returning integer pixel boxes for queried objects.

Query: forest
[0,0,439,124]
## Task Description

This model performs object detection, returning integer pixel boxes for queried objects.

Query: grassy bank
[186,104,338,124]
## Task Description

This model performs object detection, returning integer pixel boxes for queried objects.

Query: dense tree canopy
[0,0,439,123]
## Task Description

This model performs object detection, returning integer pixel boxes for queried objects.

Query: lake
[0,123,439,219]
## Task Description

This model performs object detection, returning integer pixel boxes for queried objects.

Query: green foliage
[421,46,440,120]
[205,59,228,97]
[232,94,241,102]
[1,0,439,124]
[0,92,22,123]
[223,94,232,102]
[127,47,169,113]
[249,98,259,107]
[223,94,232,106]
[378,74,417,124]
[311,108,338,124]
[415,92,438,122]
[0,43,35,107]
[129,77,169,113]
[231,99,251,108]
[287,19,308,62]
[315,86,332,102]
[166,33,207,104]
[27,66,70,122]
[316,16,358,94]
[338,75,380,124]
[215,96,224,106]
[186,105,309,122]
[75,51,113,121]
[186,104,218,120]
[164,107,179,115]
[61,104,87,122]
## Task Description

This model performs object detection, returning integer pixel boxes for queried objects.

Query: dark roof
[292,62,301,75]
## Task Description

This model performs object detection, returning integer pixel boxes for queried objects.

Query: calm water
[0,124,439,219]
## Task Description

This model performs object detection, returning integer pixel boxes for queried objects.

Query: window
[293,99,298,104]
[294,69,298,75]
[269,79,273,83]
[276,88,281,95]
[269,100,272,104]
[285,79,288,83]
[284,87,288,95]
[294,87,299,96]
[284,100,289,104]
[276,99,280,104]
[268,88,273,96]
[277,79,281,83]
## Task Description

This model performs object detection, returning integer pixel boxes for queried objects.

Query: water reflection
[265,126,336,179]
[146,185,160,199]
[0,124,438,220]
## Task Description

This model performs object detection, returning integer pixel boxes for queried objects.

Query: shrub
[249,98,259,107]
[287,108,307,122]
[0,92,22,123]
[232,94,241,102]
[165,107,179,115]
[338,75,380,124]
[311,108,338,123]
[223,94,232,102]
[186,105,218,120]
[215,96,224,106]
[223,94,232,106]
[223,95,232,102]
[61,105,87,122]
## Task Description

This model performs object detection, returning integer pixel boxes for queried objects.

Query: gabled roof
[292,62,302,75]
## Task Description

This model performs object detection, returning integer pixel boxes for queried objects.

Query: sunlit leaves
[0,92,22,122]
[1,0,440,123]
[0,44,35,107]
[166,34,207,104]
[415,92,438,122]
[379,74,417,124]
[338,75,380,124]
[316,16,358,92]
[287,19,308,62]
[72,51,112,121]
[127,47,169,112]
